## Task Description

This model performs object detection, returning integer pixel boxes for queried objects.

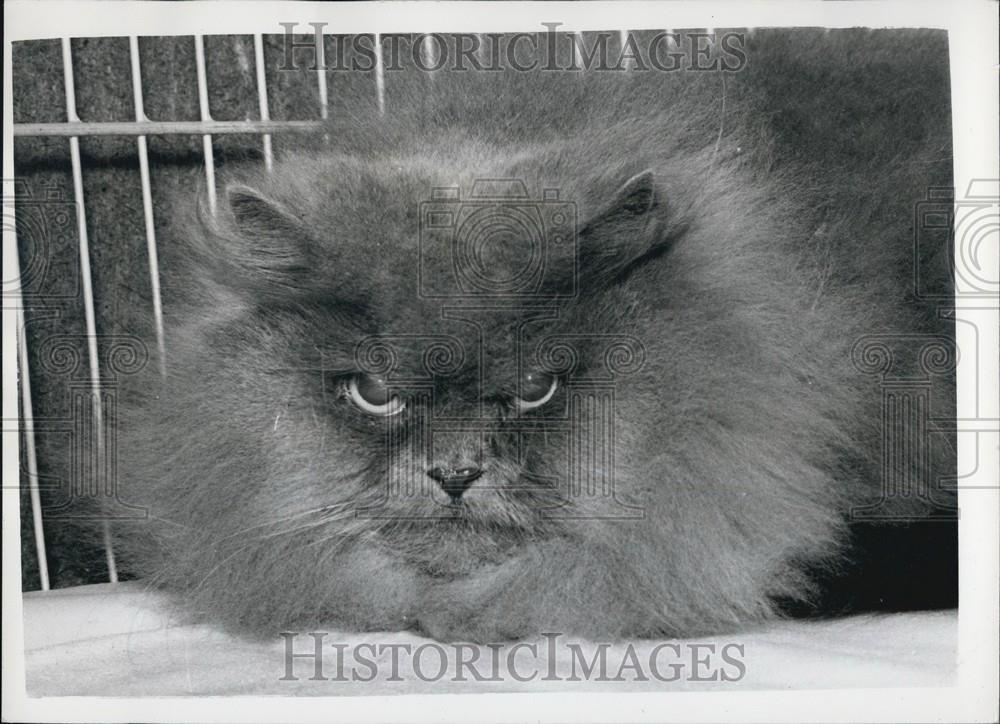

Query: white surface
[22,583,957,697]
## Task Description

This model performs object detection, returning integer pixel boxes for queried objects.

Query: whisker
[185,508,360,596]
[211,502,355,544]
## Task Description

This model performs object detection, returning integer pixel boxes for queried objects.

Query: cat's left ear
[577,170,675,287]
[224,184,315,289]
[194,183,319,298]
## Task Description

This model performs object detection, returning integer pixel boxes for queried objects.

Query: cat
[106,30,955,642]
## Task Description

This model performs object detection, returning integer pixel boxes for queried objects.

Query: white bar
[315,30,328,120]
[62,37,118,583]
[129,36,166,377]
[102,522,118,583]
[14,119,322,137]
[421,33,435,70]
[14,283,49,590]
[127,36,146,120]
[620,29,632,69]
[193,34,217,214]
[374,32,385,114]
[572,31,583,69]
[252,34,273,172]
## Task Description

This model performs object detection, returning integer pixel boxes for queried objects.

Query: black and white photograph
[3,1,998,721]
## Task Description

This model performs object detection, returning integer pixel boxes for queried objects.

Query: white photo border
[3,1,997,722]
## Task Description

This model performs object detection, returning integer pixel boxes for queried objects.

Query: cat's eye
[346,374,405,416]
[515,370,558,411]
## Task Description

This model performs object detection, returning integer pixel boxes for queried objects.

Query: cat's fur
[107,31,954,642]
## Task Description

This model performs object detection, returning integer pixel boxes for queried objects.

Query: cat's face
[186,152,672,575]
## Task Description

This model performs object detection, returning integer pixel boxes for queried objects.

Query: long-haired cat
[107,30,955,642]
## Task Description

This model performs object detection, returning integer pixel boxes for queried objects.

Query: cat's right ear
[196,183,316,297]
[576,170,675,289]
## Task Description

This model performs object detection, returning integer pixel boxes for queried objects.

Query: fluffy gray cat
[107,30,955,642]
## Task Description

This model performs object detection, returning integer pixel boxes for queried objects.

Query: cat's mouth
[347,465,572,556]
[361,480,553,535]
[427,475,570,526]
[357,462,568,522]
[385,494,542,529]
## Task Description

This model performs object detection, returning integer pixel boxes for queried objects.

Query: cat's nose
[427,466,483,501]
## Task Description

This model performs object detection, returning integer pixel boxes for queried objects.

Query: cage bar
[374,33,385,115]
[619,29,631,69]
[193,35,217,215]
[15,268,50,590]
[253,34,274,172]
[129,36,166,378]
[421,34,433,70]
[315,30,329,120]
[13,119,323,137]
[102,523,119,583]
[61,37,118,583]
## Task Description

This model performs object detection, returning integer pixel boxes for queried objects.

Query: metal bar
[13,120,324,137]
[62,37,118,583]
[253,34,273,172]
[102,523,118,583]
[421,33,435,70]
[14,269,50,590]
[129,36,166,378]
[194,35,217,215]
[315,30,328,121]
[374,33,385,115]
